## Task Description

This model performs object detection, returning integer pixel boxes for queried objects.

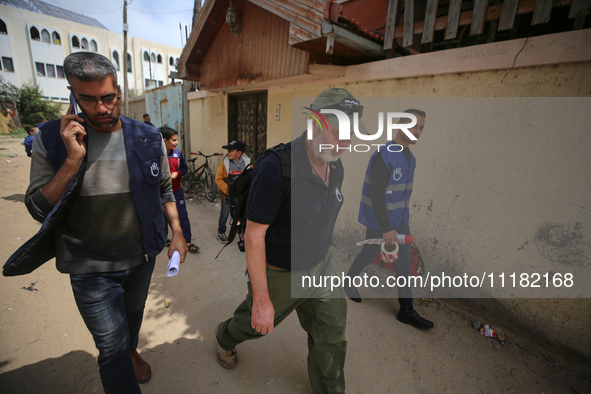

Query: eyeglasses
[75,87,121,109]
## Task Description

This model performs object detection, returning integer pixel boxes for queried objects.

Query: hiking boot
[396,309,434,329]
[217,343,238,369]
[216,233,229,244]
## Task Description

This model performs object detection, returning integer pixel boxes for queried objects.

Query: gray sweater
[25,127,174,274]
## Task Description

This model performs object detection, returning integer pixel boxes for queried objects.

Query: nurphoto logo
[304,107,418,153]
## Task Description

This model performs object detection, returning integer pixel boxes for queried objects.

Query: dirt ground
[0,135,589,393]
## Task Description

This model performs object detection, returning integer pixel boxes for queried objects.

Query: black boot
[396,309,434,329]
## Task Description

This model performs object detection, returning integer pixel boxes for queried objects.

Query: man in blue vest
[25,52,188,393]
[345,109,434,329]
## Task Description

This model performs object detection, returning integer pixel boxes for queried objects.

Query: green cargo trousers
[216,248,347,394]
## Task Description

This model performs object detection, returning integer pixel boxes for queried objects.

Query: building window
[157,54,162,64]
[30,26,40,41]
[127,53,132,72]
[175,58,179,69]
[113,51,120,70]
[150,53,156,63]
[47,64,56,78]
[81,38,88,50]
[90,39,97,52]
[0,19,7,35]
[143,51,149,61]
[41,29,50,43]
[158,80,163,87]
[72,36,80,48]
[2,57,14,72]
[169,56,174,66]
[35,62,46,76]
[56,65,65,78]
[52,31,61,45]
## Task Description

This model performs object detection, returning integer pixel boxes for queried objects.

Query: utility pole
[123,0,129,116]
[193,0,201,27]
[148,46,153,87]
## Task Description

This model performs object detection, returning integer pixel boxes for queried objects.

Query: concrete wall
[186,29,591,363]
[127,95,147,124]
[187,91,227,169]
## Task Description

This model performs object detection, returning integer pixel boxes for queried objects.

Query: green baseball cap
[310,87,368,134]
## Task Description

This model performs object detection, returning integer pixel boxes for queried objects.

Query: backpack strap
[266,143,291,202]
[215,143,291,259]
[224,162,254,246]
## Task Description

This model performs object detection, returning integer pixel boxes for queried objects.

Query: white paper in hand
[167,251,180,277]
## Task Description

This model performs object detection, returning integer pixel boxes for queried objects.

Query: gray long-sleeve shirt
[25,126,174,274]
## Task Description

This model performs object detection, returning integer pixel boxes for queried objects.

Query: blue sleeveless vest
[358,141,416,229]
[41,115,167,258]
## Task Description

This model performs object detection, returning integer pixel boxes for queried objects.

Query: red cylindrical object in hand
[396,234,413,244]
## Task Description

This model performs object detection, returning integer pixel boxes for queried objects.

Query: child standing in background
[160,127,199,253]
[215,140,250,250]
[22,126,35,157]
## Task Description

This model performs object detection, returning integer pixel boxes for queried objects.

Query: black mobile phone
[70,92,79,115]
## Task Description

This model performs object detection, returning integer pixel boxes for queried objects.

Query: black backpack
[215,143,291,258]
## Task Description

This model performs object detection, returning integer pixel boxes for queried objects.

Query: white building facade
[0,0,182,105]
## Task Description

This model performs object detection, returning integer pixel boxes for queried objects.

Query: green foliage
[1,78,63,126]
[16,81,62,125]
[0,128,26,140]
[0,76,19,104]
[12,127,27,139]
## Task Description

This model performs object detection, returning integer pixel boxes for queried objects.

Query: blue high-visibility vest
[358,141,416,229]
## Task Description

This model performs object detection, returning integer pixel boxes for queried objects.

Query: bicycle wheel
[203,169,217,202]
[182,171,196,192]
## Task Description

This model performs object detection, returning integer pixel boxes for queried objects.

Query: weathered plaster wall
[187,92,227,169]
[187,30,591,362]
[270,66,591,363]
[127,95,146,124]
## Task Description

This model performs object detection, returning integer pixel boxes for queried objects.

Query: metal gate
[145,83,184,150]
[228,92,267,160]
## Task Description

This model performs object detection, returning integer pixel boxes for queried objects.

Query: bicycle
[182,151,222,202]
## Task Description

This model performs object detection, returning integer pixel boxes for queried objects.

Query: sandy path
[0,136,589,393]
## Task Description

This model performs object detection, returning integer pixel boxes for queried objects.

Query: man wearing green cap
[215,87,364,393]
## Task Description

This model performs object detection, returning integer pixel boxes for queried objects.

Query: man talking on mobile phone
[25,52,188,393]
